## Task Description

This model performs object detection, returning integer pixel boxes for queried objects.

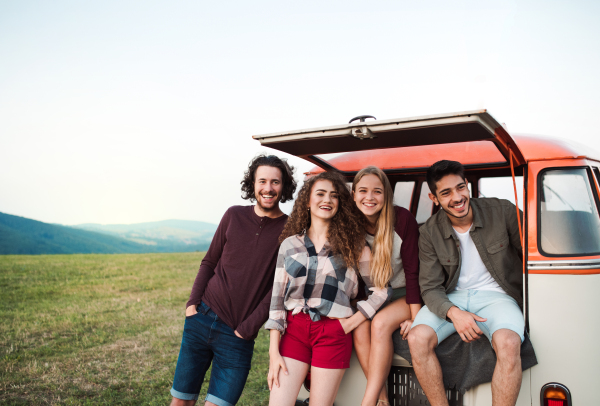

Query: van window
[393,181,415,210]
[416,182,434,224]
[479,176,523,209]
[593,167,600,186]
[539,168,600,256]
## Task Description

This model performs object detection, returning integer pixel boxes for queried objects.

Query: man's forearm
[186,265,214,307]
[422,289,455,321]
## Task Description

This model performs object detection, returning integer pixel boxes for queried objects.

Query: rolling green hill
[73,219,216,248]
[0,212,215,255]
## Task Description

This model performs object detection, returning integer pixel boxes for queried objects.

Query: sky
[1,0,599,226]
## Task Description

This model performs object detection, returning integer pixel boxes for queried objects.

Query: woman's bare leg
[353,320,388,402]
[308,366,346,406]
[352,320,371,376]
[269,357,310,406]
[361,298,411,406]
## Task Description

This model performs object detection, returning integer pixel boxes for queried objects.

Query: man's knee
[492,330,521,362]
[407,325,437,356]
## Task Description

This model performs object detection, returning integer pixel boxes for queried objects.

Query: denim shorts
[412,289,525,346]
[170,301,255,406]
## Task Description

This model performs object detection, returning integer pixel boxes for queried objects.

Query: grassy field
[0,253,271,405]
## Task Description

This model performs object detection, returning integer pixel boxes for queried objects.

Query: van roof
[304,134,600,175]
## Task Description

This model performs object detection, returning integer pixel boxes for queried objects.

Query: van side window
[593,167,600,186]
[479,176,523,208]
[539,168,600,256]
[393,181,415,210]
[416,182,434,224]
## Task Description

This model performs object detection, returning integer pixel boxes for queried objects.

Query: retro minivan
[253,110,600,406]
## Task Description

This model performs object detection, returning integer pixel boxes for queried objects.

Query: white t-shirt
[453,225,506,294]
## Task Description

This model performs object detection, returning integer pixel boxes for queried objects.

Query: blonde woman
[352,166,421,406]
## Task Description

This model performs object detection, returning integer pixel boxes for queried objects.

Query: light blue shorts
[412,289,524,346]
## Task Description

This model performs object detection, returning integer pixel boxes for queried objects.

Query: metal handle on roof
[351,126,376,140]
[349,115,376,123]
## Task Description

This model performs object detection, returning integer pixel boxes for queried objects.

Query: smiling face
[353,174,385,223]
[308,179,339,222]
[429,174,471,221]
[254,165,283,213]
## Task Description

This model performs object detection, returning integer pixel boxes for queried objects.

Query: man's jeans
[171,301,254,406]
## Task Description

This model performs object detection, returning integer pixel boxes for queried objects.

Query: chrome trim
[528,258,600,270]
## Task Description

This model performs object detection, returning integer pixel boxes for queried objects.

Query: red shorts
[279,311,353,369]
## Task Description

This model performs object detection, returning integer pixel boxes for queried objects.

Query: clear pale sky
[1,0,599,226]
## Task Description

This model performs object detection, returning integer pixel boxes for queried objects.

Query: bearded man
[170,155,296,406]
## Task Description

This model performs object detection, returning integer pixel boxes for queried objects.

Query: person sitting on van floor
[350,166,421,406]
[407,160,524,406]
[169,154,296,406]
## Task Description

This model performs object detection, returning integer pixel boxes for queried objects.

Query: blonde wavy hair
[352,166,395,289]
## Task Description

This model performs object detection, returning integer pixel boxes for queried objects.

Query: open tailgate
[252,110,526,169]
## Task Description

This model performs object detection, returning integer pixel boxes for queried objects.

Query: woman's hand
[338,318,351,334]
[338,312,367,334]
[267,351,288,390]
[399,319,413,340]
[185,305,198,317]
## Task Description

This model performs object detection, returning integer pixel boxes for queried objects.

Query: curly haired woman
[351,166,421,406]
[265,171,391,406]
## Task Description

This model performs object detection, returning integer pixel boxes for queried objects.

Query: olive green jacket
[418,198,523,320]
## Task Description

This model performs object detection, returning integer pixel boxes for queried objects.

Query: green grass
[0,253,271,405]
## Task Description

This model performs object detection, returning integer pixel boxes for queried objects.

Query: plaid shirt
[265,233,392,334]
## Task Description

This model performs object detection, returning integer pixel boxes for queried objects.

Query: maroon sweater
[187,205,287,340]
[393,206,421,305]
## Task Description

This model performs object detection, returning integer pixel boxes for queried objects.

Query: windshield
[539,168,600,256]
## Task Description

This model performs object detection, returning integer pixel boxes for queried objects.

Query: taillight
[541,383,571,406]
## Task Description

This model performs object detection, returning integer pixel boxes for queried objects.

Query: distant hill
[72,219,217,249]
[0,212,216,255]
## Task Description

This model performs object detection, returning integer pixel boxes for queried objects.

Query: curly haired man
[170,155,296,406]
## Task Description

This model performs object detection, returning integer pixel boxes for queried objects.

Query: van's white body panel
[528,273,600,405]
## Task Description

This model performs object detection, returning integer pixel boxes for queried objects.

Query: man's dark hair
[240,154,297,203]
[426,160,466,195]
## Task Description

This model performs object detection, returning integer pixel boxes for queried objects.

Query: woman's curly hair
[279,171,366,267]
[240,155,297,203]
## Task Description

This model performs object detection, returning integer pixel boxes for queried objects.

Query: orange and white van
[253,110,600,406]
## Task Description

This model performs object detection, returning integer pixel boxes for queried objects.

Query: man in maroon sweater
[170,155,296,406]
